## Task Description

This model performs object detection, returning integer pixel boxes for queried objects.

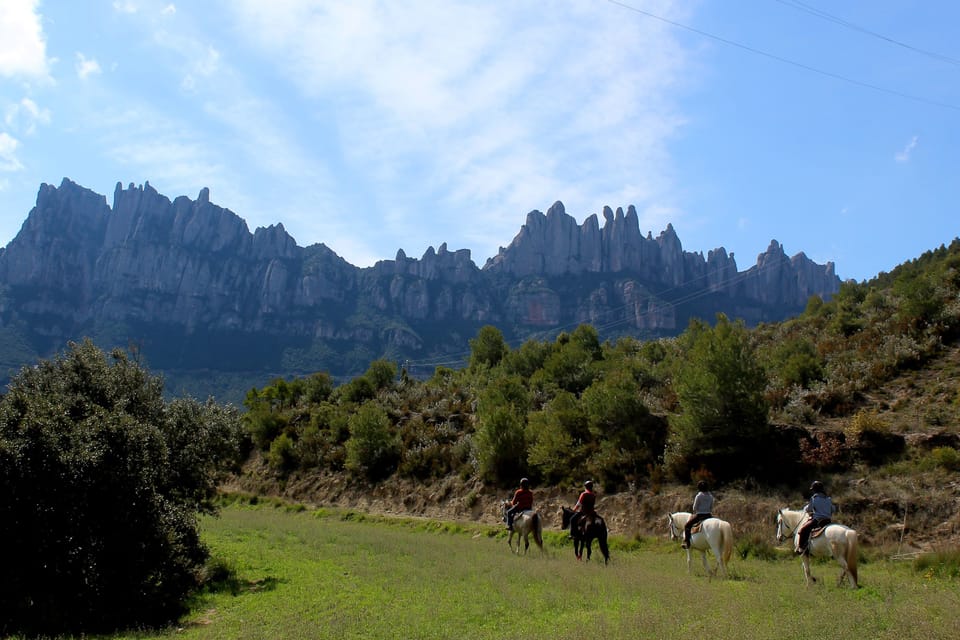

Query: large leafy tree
[0,340,243,636]
[667,315,771,481]
[469,325,509,370]
[474,374,529,483]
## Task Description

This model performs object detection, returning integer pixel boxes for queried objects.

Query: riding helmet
[697,480,708,491]
[584,480,593,489]
[810,480,825,493]
[520,478,530,488]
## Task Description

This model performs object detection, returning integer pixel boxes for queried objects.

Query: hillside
[230,238,960,553]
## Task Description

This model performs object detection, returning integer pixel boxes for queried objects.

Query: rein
[777,510,810,542]
[668,514,681,541]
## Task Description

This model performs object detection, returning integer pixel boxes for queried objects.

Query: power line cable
[603,0,960,112]
[773,0,960,67]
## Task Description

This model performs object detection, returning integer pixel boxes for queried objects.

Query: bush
[930,446,960,471]
[0,340,243,636]
[915,549,960,578]
[345,402,400,480]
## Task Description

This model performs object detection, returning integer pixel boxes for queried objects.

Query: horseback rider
[571,480,597,534]
[682,480,714,549]
[796,480,835,555]
[506,478,534,531]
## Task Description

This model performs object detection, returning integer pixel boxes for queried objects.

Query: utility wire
[604,0,960,112]
[773,0,960,67]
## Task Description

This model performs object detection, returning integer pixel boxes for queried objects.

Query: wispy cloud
[76,53,102,80]
[0,132,24,171]
[4,97,51,135]
[0,0,51,80]
[222,0,693,262]
[895,135,918,163]
[112,1,139,15]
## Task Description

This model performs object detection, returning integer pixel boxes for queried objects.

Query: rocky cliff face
[0,179,841,399]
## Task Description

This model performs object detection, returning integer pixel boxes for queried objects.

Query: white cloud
[76,53,102,80]
[0,0,51,80]
[223,1,692,262]
[180,45,220,91]
[0,132,24,171]
[5,97,51,135]
[895,135,918,163]
[112,1,138,14]
[162,4,176,16]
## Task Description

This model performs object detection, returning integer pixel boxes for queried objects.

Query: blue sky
[0,1,957,282]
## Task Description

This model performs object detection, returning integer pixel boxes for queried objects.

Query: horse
[775,507,859,588]
[667,512,734,578]
[560,506,609,564]
[500,499,544,555]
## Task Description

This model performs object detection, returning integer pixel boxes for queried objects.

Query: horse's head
[560,506,572,530]
[775,508,805,543]
[667,513,679,540]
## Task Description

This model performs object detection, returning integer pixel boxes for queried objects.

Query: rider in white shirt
[682,480,714,549]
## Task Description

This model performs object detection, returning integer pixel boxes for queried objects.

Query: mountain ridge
[0,178,842,401]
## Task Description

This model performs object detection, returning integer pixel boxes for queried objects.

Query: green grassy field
[103,503,958,640]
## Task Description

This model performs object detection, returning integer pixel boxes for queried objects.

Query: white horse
[776,507,859,588]
[667,512,734,578]
[500,499,544,555]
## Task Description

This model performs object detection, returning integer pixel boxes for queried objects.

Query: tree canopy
[0,340,244,636]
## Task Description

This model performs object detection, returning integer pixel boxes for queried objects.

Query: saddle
[576,512,601,533]
[689,522,704,535]
[809,525,827,539]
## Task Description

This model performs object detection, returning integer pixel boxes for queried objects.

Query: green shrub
[736,534,779,561]
[0,340,244,636]
[930,446,960,471]
[267,432,298,472]
[914,549,960,578]
[345,402,400,480]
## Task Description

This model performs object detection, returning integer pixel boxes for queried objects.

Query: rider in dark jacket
[796,480,835,554]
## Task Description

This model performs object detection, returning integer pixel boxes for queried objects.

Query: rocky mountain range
[0,178,841,402]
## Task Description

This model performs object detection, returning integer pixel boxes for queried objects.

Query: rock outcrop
[0,179,842,400]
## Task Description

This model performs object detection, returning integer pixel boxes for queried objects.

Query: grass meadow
[74,502,960,639]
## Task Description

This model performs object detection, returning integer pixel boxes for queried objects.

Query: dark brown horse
[561,506,609,564]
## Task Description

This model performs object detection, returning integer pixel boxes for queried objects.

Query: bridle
[776,509,809,543]
[668,514,680,541]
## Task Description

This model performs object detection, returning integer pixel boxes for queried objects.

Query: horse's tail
[845,529,859,587]
[720,521,734,566]
[597,519,610,564]
[533,512,544,548]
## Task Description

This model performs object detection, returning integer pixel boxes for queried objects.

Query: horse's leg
[701,550,713,577]
[708,543,721,578]
[830,540,848,587]
[801,553,815,586]
[523,532,529,554]
[685,548,693,574]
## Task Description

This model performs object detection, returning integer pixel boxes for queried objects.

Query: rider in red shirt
[506,478,534,531]
[571,480,596,533]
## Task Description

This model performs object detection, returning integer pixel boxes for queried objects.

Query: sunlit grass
[81,503,960,639]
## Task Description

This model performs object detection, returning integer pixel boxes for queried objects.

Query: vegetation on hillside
[243,239,960,491]
[0,340,246,636]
